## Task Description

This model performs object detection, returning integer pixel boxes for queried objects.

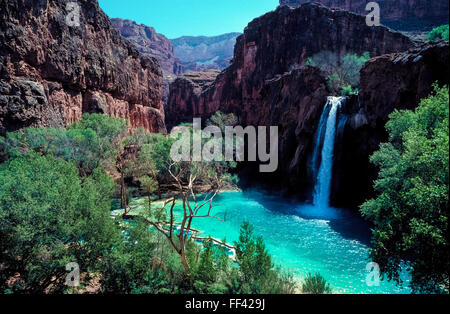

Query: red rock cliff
[279,0,449,30]
[166,70,220,130]
[207,3,414,122]
[111,18,184,105]
[0,0,166,135]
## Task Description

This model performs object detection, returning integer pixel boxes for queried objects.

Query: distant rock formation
[110,18,184,105]
[279,0,449,31]
[166,70,221,130]
[110,18,183,75]
[0,0,166,135]
[171,33,241,72]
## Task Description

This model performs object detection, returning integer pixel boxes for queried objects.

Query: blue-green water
[171,190,411,294]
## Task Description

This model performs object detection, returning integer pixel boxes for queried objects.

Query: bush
[341,85,358,96]
[233,222,296,294]
[428,25,449,42]
[301,273,332,294]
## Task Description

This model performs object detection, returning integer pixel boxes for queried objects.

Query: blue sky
[98,0,279,39]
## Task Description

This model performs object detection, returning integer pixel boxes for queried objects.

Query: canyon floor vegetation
[0,113,297,294]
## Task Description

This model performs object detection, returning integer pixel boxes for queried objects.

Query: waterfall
[312,96,344,209]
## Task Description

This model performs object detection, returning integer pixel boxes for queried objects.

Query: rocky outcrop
[166,70,220,129]
[359,41,449,123]
[111,18,183,75]
[279,0,449,31]
[0,0,166,135]
[332,41,449,208]
[171,33,240,72]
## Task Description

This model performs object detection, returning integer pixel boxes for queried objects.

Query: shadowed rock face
[239,66,330,196]
[332,41,449,209]
[279,0,449,31]
[171,33,241,72]
[0,0,166,135]
[166,70,221,130]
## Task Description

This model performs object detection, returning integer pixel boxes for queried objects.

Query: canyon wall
[279,0,449,30]
[111,18,183,104]
[240,66,330,196]
[166,70,220,129]
[209,3,414,125]
[0,0,166,135]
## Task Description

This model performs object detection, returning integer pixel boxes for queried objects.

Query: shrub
[0,153,117,293]
[301,273,332,294]
[428,25,449,42]
[341,85,358,96]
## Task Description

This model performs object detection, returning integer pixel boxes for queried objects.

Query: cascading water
[312,96,345,210]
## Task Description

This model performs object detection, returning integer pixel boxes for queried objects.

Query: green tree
[206,111,238,132]
[234,222,278,293]
[361,85,449,293]
[0,153,117,293]
[127,127,237,272]
[140,175,159,211]
[428,25,449,42]
[68,113,128,146]
[125,132,175,201]
[99,221,157,293]
[194,239,217,284]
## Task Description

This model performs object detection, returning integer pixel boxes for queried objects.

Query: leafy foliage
[0,153,117,293]
[0,114,295,295]
[428,25,449,42]
[0,114,128,175]
[361,85,449,293]
[233,222,295,294]
[306,51,370,95]
[301,273,332,294]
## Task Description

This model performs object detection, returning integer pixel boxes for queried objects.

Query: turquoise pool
[170,190,411,294]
